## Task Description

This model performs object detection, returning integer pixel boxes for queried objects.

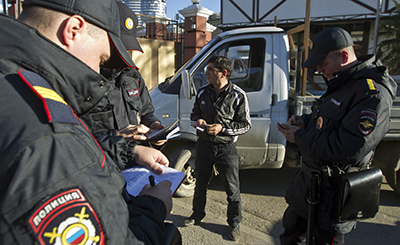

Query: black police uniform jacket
[110,67,159,128]
[0,15,168,244]
[287,55,397,233]
[190,82,251,144]
[83,67,159,134]
[80,67,160,169]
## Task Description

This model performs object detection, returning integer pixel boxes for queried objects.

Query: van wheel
[169,144,196,197]
[372,141,400,194]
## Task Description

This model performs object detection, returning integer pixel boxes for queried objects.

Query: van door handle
[272,94,278,106]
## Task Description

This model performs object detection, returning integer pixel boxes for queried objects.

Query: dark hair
[208,56,232,78]
[18,6,57,30]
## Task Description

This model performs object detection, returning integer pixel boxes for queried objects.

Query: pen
[149,175,155,187]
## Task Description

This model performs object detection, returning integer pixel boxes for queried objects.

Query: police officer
[184,56,251,241]
[0,0,174,244]
[81,1,167,172]
[277,28,397,244]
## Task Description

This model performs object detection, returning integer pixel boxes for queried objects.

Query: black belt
[301,163,321,178]
[301,162,369,188]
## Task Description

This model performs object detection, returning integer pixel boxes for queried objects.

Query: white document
[122,164,186,197]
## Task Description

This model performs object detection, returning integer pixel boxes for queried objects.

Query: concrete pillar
[179,0,216,62]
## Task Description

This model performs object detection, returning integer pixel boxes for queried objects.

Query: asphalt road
[166,165,400,244]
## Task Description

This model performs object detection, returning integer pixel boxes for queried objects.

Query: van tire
[169,143,196,197]
[372,141,400,194]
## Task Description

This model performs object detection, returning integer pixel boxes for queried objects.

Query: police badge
[358,109,377,135]
[29,189,104,245]
[316,116,323,130]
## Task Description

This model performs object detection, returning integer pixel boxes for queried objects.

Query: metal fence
[136,13,185,69]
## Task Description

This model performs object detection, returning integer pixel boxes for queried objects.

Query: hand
[196,119,207,129]
[139,180,172,218]
[134,145,169,174]
[206,123,222,135]
[287,115,304,128]
[277,122,300,143]
[149,121,167,146]
[117,124,149,141]
[150,121,164,130]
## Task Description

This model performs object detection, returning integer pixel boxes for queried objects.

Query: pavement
[166,197,279,245]
[165,167,400,245]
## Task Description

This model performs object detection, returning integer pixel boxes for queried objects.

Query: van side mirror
[182,69,196,100]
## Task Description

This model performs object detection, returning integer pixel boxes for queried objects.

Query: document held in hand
[122,164,186,197]
[146,120,180,141]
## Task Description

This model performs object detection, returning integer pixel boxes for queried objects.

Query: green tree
[377,0,400,75]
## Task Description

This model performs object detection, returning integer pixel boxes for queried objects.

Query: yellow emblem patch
[125,17,134,30]
[33,86,67,105]
[367,79,376,91]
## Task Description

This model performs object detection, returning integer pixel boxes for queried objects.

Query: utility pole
[373,0,383,54]
[301,0,312,96]
[2,0,8,15]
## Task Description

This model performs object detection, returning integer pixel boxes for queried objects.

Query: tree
[377,0,400,75]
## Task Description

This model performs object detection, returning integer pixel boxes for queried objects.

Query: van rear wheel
[169,144,196,197]
[372,141,400,194]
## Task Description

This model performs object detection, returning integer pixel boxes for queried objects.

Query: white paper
[122,164,185,197]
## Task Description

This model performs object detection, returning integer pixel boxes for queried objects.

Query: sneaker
[183,218,201,227]
[229,225,240,241]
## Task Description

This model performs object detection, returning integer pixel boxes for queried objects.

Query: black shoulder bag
[334,166,382,222]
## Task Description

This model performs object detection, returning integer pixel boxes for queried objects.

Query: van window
[192,38,265,92]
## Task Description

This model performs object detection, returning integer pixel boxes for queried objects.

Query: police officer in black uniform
[277,28,397,244]
[81,1,167,172]
[0,0,174,244]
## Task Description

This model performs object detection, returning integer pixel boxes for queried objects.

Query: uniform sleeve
[294,90,391,165]
[301,113,312,128]
[95,133,138,170]
[221,91,252,136]
[127,194,168,244]
[1,128,167,244]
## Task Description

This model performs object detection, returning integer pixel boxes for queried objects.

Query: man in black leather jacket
[277,28,397,244]
[0,0,173,244]
[184,56,251,241]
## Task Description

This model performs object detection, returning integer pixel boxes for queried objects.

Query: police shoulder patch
[358,109,377,135]
[29,188,105,245]
[366,78,376,91]
[18,70,79,125]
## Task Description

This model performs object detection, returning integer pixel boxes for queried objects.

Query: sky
[166,0,220,20]
[0,1,220,18]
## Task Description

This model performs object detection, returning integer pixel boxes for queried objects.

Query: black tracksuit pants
[191,139,242,227]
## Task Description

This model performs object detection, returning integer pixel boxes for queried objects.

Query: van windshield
[158,37,220,93]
